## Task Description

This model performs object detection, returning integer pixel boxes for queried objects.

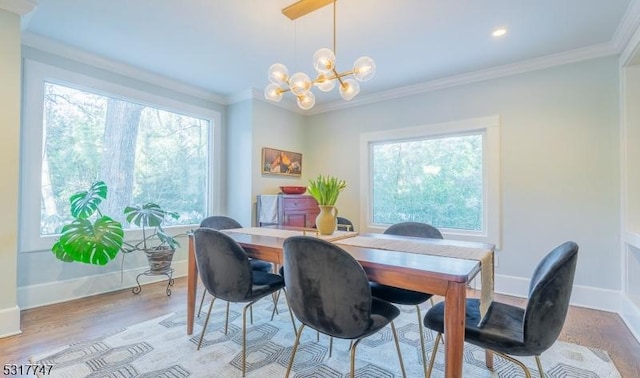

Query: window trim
[359,115,501,247]
[20,59,222,252]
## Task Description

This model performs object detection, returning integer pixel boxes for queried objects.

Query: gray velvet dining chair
[423,241,579,378]
[193,228,295,377]
[282,236,407,378]
[369,221,442,377]
[197,216,273,328]
[336,216,355,231]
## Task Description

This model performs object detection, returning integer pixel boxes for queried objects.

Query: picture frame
[261,147,302,176]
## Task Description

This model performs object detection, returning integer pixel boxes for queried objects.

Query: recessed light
[492,28,507,38]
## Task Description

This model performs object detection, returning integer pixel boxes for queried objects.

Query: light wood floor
[1,278,639,377]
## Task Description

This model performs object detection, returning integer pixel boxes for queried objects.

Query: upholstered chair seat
[423,241,579,377]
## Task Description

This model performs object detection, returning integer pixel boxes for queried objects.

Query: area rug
[30,298,621,377]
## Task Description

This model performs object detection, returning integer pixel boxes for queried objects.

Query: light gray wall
[0,8,22,337]
[250,100,307,225]
[304,56,621,292]
[226,100,254,226]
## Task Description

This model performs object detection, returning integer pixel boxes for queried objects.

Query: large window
[21,60,221,251]
[361,116,500,244]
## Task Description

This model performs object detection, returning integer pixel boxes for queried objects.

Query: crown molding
[613,0,640,54]
[307,42,618,115]
[0,0,36,15]
[21,32,228,105]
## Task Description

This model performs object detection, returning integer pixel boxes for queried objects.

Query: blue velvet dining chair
[369,221,443,377]
[197,216,274,329]
[193,228,295,377]
[282,236,407,378]
[423,241,579,377]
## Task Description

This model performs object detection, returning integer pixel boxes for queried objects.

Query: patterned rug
[30,298,621,377]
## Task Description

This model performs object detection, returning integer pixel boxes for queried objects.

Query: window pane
[41,82,208,235]
[371,133,483,231]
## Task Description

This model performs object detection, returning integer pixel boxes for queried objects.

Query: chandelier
[264,0,376,110]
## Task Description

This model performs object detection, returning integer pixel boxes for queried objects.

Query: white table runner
[225,227,358,242]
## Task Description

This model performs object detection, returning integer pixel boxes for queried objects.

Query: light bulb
[353,56,376,81]
[264,83,283,102]
[313,48,336,74]
[314,74,336,92]
[339,78,360,101]
[297,92,316,110]
[268,63,289,85]
[289,72,312,96]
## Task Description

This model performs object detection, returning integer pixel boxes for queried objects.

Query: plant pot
[315,205,338,235]
[144,247,175,274]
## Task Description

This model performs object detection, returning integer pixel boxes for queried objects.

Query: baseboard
[494,273,622,313]
[620,295,640,342]
[0,305,21,338]
[17,259,188,310]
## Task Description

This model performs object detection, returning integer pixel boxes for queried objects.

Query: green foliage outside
[372,134,483,231]
[41,83,208,235]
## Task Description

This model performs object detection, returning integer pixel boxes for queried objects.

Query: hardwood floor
[1,278,639,377]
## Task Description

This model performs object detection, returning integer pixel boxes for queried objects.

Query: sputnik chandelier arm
[264,0,375,110]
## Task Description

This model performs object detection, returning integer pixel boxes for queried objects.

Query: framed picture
[262,147,302,176]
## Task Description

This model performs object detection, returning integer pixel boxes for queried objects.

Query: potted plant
[307,174,347,235]
[52,181,180,274]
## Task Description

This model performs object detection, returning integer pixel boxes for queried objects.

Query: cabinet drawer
[283,197,317,211]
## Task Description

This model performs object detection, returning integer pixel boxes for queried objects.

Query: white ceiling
[20,0,640,109]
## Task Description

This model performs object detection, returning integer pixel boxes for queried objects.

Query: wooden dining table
[186,228,495,378]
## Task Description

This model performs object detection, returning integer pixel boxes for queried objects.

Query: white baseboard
[17,259,188,310]
[620,295,640,342]
[0,305,21,338]
[495,273,622,313]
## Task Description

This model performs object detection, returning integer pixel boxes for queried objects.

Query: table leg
[444,281,466,378]
[187,234,197,335]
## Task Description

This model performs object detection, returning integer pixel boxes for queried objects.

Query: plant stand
[132,268,175,296]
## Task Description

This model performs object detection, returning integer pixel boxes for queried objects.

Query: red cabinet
[257,194,319,228]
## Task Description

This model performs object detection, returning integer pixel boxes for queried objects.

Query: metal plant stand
[132,268,175,296]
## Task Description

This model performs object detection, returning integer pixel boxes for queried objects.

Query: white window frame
[20,59,222,252]
[359,115,501,247]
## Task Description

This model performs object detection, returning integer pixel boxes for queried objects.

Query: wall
[0,8,22,337]
[304,57,621,310]
[250,100,307,225]
[226,100,254,226]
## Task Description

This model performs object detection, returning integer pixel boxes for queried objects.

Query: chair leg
[429,297,435,306]
[281,289,297,334]
[197,289,207,317]
[329,336,334,357]
[416,305,428,378]
[224,301,230,334]
[495,352,532,378]
[270,290,281,321]
[535,355,544,378]
[250,303,254,325]
[350,338,363,378]
[285,324,306,378]
[426,332,442,378]
[390,321,407,378]
[197,298,216,350]
[242,300,258,377]
[485,349,494,370]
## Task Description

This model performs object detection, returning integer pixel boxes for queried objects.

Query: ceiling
[20,0,640,110]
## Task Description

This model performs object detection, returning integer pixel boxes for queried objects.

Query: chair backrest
[283,236,372,339]
[337,216,355,231]
[200,215,242,230]
[384,222,443,239]
[523,241,579,354]
[193,228,253,302]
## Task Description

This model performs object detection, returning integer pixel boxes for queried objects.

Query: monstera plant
[52,181,180,269]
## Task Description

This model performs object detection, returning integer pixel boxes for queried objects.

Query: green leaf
[69,181,108,219]
[57,216,124,265]
[52,240,75,262]
[124,202,167,227]
[307,175,347,206]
